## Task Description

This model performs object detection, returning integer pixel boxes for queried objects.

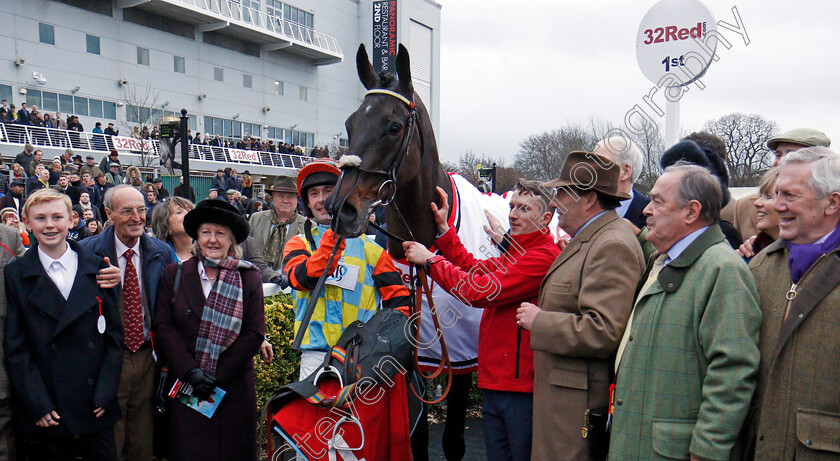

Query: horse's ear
[356,44,378,90]
[396,44,414,97]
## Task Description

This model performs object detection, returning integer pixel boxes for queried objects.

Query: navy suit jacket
[4,240,123,435]
[79,226,175,321]
[624,189,651,230]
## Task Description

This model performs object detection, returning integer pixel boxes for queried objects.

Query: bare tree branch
[704,113,778,186]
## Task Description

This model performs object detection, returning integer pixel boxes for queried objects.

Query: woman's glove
[181,367,218,400]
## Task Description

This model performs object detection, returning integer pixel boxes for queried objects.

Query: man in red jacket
[403,179,559,461]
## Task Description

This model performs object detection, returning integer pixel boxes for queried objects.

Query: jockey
[281,159,411,379]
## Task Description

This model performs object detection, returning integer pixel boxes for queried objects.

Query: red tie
[123,248,144,352]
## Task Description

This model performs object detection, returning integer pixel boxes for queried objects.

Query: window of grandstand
[203,116,260,143]
[0,85,11,105]
[266,127,290,143]
[137,47,150,66]
[339,138,349,148]
[26,89,118,122]
[127,105,196,130]
[39,23,55,45]
[74,97,89,116]
[270,2,314,29]
[291,130,314,148]
[214,67,224,82]
[274,81,284,96]
[174,56,186,74]
[299,86,308,101]
[86,34,100,55]
[59,94,73,113]
[53,0,112,16]
[243,73,253,89]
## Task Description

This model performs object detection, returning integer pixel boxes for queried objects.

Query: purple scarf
[784,223,840,283]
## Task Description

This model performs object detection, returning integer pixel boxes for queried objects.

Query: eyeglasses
[117,207,148,217]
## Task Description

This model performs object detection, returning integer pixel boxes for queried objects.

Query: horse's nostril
[339,203,358,223]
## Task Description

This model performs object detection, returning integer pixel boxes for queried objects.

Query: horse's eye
[389,123,402,134]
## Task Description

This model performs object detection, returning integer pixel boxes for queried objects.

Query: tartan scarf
[195,251,254,376]
[264,208,297,269]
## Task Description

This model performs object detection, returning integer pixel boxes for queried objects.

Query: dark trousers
[24,426,117,461]
[0,398,14,461]
[411,372,472,461]
[482,389,533,461]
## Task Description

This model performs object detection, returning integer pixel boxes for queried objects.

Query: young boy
[3,189,123,460]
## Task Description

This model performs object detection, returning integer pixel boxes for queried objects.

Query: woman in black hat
[153,199,265,461]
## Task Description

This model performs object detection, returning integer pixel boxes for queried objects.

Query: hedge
[255,293,300,413]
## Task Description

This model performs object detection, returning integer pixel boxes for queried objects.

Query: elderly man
[106,163,123,186]
[593,136,649,229]
[403,180,560,461]
[735,128,831,250]
[747,147,840,460]
[249,175,307,283]
[609,163,761,461]
[80,185,175,461]
[80,155,103,179]
[516,151,645,460]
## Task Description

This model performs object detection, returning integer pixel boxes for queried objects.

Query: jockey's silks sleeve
[283,229,346,291]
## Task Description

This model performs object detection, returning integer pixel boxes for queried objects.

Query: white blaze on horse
[327,44,511,376]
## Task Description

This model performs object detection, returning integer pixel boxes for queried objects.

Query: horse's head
[327,43,429,238]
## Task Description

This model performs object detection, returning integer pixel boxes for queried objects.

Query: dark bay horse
[329,43,511,461]
[327,44,453,260]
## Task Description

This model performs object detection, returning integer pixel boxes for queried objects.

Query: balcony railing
[0,123,312,170]
[167,0,342,59]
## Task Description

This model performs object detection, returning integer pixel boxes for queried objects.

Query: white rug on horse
[391,173,511,373]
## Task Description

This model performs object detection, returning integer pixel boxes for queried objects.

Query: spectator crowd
[0,125,836,461]
[0,98,339,160]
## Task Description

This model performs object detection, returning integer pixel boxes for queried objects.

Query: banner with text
[372,0,398,75]
[112,136,155,153]
[228,149,261,163]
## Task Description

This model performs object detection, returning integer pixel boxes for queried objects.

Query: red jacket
[428,228,560,393]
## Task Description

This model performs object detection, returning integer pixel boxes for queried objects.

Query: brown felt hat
[543,151,630,200]
[266,174,297,194]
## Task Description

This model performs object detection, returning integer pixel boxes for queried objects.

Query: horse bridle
[329,89,418,235]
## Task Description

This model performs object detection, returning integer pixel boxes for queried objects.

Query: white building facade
[0,0,440,155]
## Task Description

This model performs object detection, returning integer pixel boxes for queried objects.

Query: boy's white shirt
[38,243,78,300]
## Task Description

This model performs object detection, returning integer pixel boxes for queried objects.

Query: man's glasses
[117,207,148,217]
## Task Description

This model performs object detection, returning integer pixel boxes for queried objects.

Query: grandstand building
[0,0,441,182]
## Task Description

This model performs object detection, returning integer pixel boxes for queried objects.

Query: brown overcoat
[748,240,840,460]
[153,258,265,461]
[530,210,645,460]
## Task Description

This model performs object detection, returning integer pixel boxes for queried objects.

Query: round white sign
[636,0,717,87]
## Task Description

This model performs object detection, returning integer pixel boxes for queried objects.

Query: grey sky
[434,0,840,164]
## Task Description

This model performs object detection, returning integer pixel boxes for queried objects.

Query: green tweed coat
[748,240,840,460]
[609,225,762,461]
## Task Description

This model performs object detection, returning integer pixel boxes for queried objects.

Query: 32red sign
[642,22,704,45]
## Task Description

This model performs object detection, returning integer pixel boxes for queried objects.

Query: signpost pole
[665,99,680,149]
[180,109,190,194]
